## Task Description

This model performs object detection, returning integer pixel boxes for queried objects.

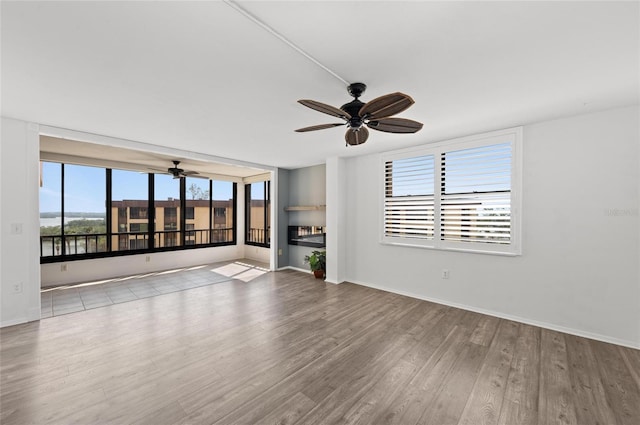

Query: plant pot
[313,270,325,279]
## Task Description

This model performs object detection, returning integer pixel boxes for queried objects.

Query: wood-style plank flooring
[1,262,639,424]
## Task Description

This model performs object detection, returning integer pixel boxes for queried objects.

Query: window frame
[244,180,271,248]
[39,162,238,263]
[380,127,523,256]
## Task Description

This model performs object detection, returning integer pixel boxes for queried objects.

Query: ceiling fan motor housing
[342,102,365,129]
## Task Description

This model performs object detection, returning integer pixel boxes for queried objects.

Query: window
[384,155,435,240]
[155,174,180,248]
[63,164,107,255]
[113,169,149,253]
[40,160,238,263]
[164,208,178,230]
[245,180,270,247]
[39,163,108,257]
[129,207,147,219]
[184,177,209,245]
[382,128,522,255]
[130,223,148,232]
[118,207,127,233]
[212,180,235,244]
[39,162,62,257]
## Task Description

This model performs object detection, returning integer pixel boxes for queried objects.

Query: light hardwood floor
[1,265,639,424]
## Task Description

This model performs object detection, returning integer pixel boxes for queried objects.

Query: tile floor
[41,259,270,318]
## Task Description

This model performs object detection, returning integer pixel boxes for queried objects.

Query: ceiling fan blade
[345,127,369,146]
[298,99,351,120]
[184,173,208,180]
[182,171,199,176]
[295,123,345,132]
[358,92,414,119]
[367,117,423,133]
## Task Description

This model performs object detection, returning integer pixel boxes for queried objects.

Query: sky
[40,162,234,213]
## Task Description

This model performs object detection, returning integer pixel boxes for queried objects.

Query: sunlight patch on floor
[211,263,251,277]
[157,268,185,275]
[210,261,269,282]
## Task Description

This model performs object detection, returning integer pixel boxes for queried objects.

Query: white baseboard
[1,316,30,328]
[278,267,343,285]
[278,266,309,274]
[347,278,640,350]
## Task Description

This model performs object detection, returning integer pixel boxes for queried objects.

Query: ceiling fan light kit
[296,82,423,146]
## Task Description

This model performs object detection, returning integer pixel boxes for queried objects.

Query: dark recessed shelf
[288,226,326,248]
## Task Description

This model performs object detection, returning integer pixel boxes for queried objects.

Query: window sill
[380,240,521,257]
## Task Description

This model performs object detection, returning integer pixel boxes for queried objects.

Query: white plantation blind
[441,143,511,244]
[381,128,521,255]
[384,155,435,239]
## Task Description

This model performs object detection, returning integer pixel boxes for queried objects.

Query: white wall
[41,246,244,287]
[243,245,271,263]
[287,164,326,227]
[326,157,346,284]
[276,168,290,268]
[343,106,640,348]
[1,118,41,327]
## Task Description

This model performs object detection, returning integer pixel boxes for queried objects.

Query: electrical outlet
[146,256,151,262]
[278,249,283,256]
[12,282,23,294]
[441,269,450,279]
[61,264,68,272]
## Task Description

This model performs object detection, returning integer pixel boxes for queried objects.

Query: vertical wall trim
[325,157,346,284]
[27,123,42,321]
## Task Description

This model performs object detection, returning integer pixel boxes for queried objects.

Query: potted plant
[304,250,326,279]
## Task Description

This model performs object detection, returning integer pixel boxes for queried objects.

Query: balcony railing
[247,227,270,246]
[40,233,108,257]
[41,227,234,258]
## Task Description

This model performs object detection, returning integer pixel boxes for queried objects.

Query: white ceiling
[2,1,639,172]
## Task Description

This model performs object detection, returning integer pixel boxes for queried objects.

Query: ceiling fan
[164,160,200,179]
[295,82,423,146]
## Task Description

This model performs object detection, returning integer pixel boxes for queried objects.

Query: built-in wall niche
[288,226,326,248]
